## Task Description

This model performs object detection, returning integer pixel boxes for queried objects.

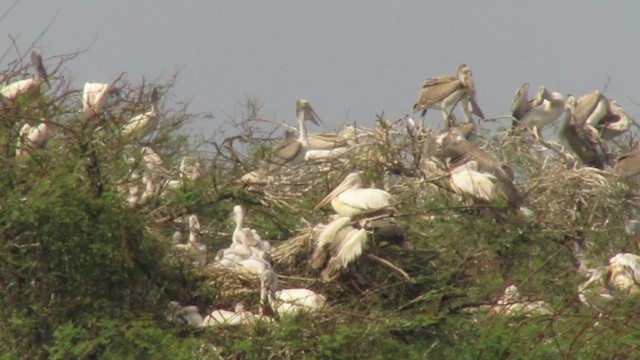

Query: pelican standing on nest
[82,82,120,118]
[1,50,49,101]
[313,172,396,217]
[412,63,484,125]
[265,99,321,171]
[259,270,327,316]
[121,87,160,140]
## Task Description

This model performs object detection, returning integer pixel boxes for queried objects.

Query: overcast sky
[2,1,640,139]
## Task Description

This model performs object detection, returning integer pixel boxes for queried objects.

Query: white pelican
[167,301,203,326]
[121,87,160,140]
[1,50,49,101]
[607,253,640,295]
[448,160,498,204]
[313,172,396,217]
[259,270,327,316]
[264,99,321,171]
[413,63,484,124]
[82,82,120,118]
[15,118,51,156]
[488,285,552,317]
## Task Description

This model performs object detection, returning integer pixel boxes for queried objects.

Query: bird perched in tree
[82,82,120,119]
[121,87,160,140]
[573,90,632,142]
[314,172,396,218]
[412,63,484,125]
[1,50,49,101]
[16,118,52,156]
[259,270,327,317]
[448,160,498,204]
[511,84,565,139]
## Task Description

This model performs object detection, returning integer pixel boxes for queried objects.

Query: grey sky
[2,1,640,139]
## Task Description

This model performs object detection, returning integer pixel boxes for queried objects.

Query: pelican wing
[575,91,606,125]
[335,228,367,267]
[336,188,394,212]
[312,217,351,269]
[267,138,302,168]
[413,75,461,111]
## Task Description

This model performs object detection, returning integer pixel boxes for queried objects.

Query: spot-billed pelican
[167,301,203,326]
[607,253,640,295]
[82,82,120,118]
[1,50,49,100]
[201,303,251,327]
[488,285,552,317]
[16,118,51,156]
[311,216,368,280]
[412,63,484,124]
[573,90,609,143]
[561,96,606,168]
[265,99,321,171]
[435,131,532,217]
[259,270,327,316]
[448,160,498,204]
[175,215,208,266]
[121,87,160,140]
[313,172,396,217]
[513,86,565,139]
[612,146,640,181]
[232,205,268,249]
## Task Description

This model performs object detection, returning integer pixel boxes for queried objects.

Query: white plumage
[1,51,48,101]
[314,172,395,217]
[82,82,118,118]
[260,270,326,316]
[16,119,51,156]
[167,301,203,326]
[448,160,497,203]
[607,253,640,294]
[121,88,159,140]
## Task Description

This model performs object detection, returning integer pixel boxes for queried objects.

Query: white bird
[167,301,203,326]
[201,303,251,327]
[175,215,208,266]
[1,50,48,101]
[180,156,204,181]
[259,270,327,317]
[515,86,565,138]
[489,285,552,317]
[16,118,51,156]
[311,216,368,281]
[232,205,265,248]
[82,82,120,118]
[448,160,498,204]
[264,99,321,171]
[607,253,640,295]
[313,172,395,217]
[121,88,160,140]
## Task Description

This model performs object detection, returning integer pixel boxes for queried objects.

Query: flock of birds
[4,51,640,325]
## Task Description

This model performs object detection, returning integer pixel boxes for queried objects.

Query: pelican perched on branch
[16,118,51,156]
[121,87,160,140]
[311,216,368,281]
[1,50,49,101]
[265,99,321,171]
[412,63,484,125]
[314,172,395,217]
[82,82,120,118]
[259,270,327,316]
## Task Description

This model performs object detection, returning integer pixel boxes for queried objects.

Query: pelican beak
[31,51,50,88]
[304,104,322,126]
[313,178,352,210]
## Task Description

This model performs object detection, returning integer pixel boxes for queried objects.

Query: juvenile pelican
[15,118,51,156]
[232,205,266,248]
[175,215,208,266]
[121,87,160,140]
[561,96,606,168]
[265,99,322,171]
[488,285,552,317]
[82,82,120,118]
[313,172,395,217]
[260,270,327,316]
[448,160,498,204]
[167,301,203,326]
[1,50,49,100]
[412,63,484,124]
[513,86,565,138]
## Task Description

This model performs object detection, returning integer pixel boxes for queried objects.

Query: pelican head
[313,172,363,210]
[31,50,49,87]
[456,64,472,86]
[296,99,322,126]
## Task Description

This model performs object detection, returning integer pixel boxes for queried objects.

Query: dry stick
[365,253,410,281]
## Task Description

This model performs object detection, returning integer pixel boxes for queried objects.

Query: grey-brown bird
[613,145,640,181]
[413,64,484,125]
[560,96,606,168]
[264,99,321,172]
